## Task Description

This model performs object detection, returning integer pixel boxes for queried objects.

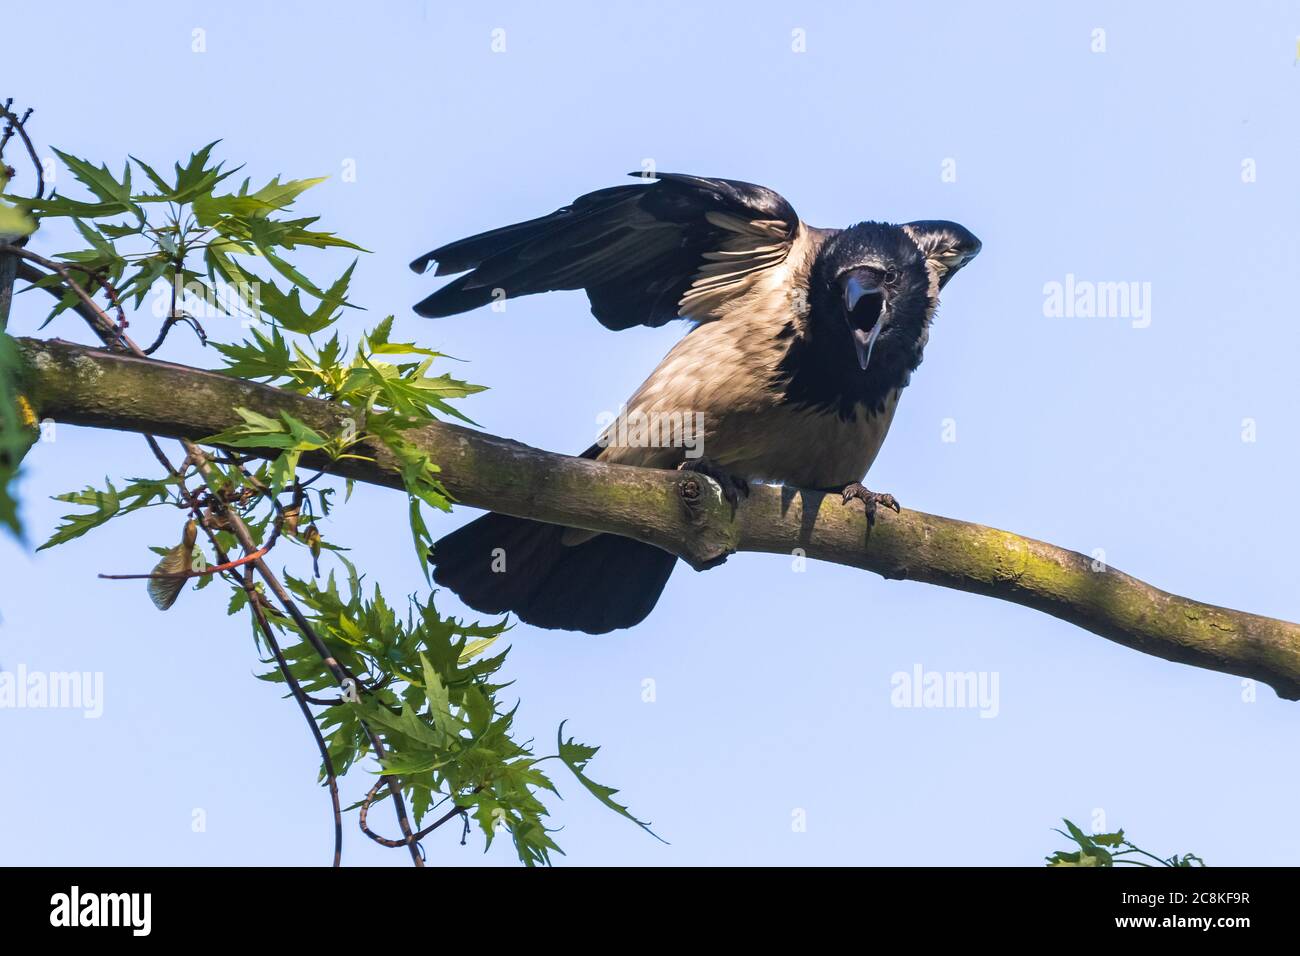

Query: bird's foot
[840,482,900,527]
[677,458,750,510]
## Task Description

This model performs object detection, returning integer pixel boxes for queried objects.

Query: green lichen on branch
[18,333,1300,701]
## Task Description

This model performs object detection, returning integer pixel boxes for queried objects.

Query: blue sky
[3,1,1299,865]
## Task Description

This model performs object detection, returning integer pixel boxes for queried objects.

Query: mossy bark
[18,335,1300,699]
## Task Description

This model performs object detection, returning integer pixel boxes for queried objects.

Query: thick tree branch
[16,335,1300,700]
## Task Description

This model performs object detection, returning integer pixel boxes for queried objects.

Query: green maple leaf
[557,721,664,843]
[38,477,174,550]
[49,148,143,221]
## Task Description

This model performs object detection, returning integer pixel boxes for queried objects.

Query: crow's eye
[884,270,898,284]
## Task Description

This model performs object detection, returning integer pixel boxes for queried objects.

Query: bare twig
[97,543,270,581]
[1,245,136,349]
[12,260,109,333]
[144,263,207,354]
[245,568,344,868]
[359,781,468,848]
[0,100,45,200]
[144,310,207,354]
[1,103,42,330]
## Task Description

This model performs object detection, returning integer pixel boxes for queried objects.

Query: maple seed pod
[281,504,301,537]
[303,524,322,577]
[148,519,199,611]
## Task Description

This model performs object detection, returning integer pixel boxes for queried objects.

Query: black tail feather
[430,512,676,634]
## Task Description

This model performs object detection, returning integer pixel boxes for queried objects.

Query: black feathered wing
[410,172,800,330]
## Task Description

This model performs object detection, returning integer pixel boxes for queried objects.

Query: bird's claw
[840,482,900,527]
[678,458,750,510]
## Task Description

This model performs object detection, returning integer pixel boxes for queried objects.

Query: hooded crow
[411,173,980,633]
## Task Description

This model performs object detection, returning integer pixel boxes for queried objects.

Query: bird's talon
[678,459,749,510]
[839,482,900,527]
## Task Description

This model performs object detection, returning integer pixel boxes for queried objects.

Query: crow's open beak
[843,273,886,371]
[851,321,884,371]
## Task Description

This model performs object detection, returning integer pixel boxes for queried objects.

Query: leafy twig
[1046,819,1206,868]
[0,100,45,200]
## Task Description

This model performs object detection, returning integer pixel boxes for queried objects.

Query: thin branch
[2,246,136,349]
[3,250,423,865]
[144,311,207,354]
[359,781,468,848]
[184,441,424,867]
[14,334,1300,701]
[98,543,270,581]
[142,435,343,867]
[12,260,109,333]
[0,100,45,200]
[86,267,129,333]
[0,249,13,332]
[145,264,207,354]
[8,252,186,358]
[245,571,344,868]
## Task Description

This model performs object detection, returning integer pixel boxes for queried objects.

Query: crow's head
[811,220,981,374]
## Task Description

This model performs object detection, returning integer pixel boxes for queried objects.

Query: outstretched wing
[410,172,801,330]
